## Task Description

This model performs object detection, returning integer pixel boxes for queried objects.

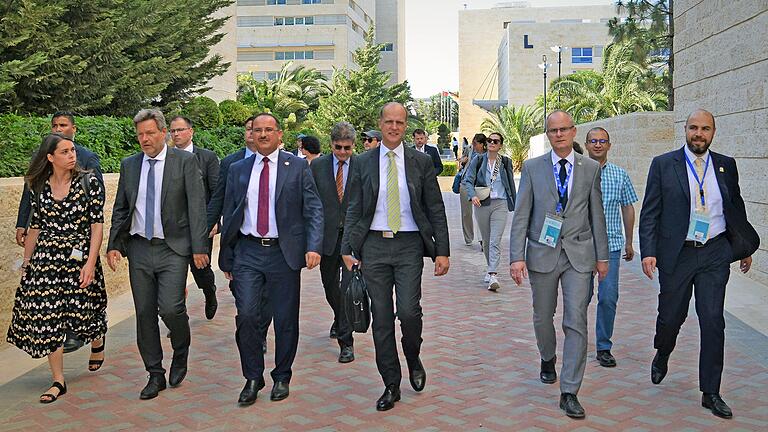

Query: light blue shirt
[245,147,255,159]
[600,162,638,252]
[486,157,507,200]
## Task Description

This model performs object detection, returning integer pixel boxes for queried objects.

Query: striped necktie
[336,160,344,202]
[386,151,401,233]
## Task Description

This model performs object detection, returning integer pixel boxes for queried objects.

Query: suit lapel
[544,152,559,203]
[404,147,418,201]
[275,151,289,201]
[161,147,173,205]
[239,154,256,206]
[369,147,380,201]
[128,153,143,210]
[563,153,585,214]
[710,152,730,203]
[673,148,691,203]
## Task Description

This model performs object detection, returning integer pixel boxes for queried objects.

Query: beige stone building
[458,3,617,138]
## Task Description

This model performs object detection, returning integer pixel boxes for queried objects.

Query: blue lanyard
[684,153,710,207]
[552,160,573,214]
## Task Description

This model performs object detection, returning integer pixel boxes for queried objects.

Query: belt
[371,230,418,239]
[683,232,725,248]
[241,235,279,247]
[132,234,165,246]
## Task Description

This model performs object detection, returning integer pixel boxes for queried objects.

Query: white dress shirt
[371,144,419,232]
[415,145,426,153]
[241,149,279,237]
[683,145,725,240]
[550,149,575,196]
[179,142,194,153]
[130,145,167,239]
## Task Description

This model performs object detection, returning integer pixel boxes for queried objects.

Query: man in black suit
[169,116,220,320]
[15,111,104,354]
[219,113,323,406]
[310,121,356,363]
[107,109,209,400]
[342,102,450,411]
[412,128,443,176]
[639,109,757,419]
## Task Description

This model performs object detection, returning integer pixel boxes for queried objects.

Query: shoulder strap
[80,172,92,196]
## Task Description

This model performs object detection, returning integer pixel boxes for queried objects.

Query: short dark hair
[51,111,76,125]
[472,133,487,144]
[487,132,504,145]
[244,115,256,127]
[253,112,282,130]
[585,127,610,143]
[412,128,426,137]
[169,116,193,128]
[301,135,321,155]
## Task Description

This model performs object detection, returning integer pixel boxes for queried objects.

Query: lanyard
[684,153,710,207]
[552,161,573,214]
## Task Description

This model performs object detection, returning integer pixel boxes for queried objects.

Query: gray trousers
[473,199,508,274]
[528,249,591,395]
[127,236,190,375]
[459,184,474,244]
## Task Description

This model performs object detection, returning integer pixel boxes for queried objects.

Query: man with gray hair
[310,121,357,362]
[107,109,209,400]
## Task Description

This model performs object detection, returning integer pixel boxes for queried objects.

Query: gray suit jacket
[192,145,220,204]
[107,147,209,257]
[509,151,608,273]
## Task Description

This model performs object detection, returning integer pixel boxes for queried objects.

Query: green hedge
[439,160,458,176]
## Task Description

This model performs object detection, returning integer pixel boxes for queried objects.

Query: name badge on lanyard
[684,153,711,242]
[538,161,572,248]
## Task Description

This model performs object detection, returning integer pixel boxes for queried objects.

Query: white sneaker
[483,273,491,283]
[487,275,500,291]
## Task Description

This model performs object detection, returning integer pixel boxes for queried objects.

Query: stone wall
[0,174,130,350]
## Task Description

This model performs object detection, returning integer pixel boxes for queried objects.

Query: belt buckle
[693,241,705,248]
[382,231,394,239]
[260,238,272,247]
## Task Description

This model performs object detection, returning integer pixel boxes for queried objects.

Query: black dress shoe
[270,381,290,401]
[203,287,218,320]
[702,393,733,419]
[169,365,187,387]
[62,333,84,353]
[540,356,557,384]
[329,324,338,339]
[651,352,669,384]
[140,374,167,400]
[376,385,401,411]
[559,393,585,418]
[238,378,265,406]
[338,345,355,363]
[408,358,426,392]
[596,350,617,368]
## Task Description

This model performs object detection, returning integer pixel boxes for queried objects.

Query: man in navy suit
[412,128,444,176]
[219,113,323,406]
[640,109,756,419]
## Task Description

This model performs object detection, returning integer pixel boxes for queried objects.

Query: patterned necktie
[558,159,569,210]
[694,157,707,212]
[386,151,401,233]
[145,159,157,239]
[336,160,345,202]
[257,156,270,237]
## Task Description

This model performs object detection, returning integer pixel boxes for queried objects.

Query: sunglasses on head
[334,144,353,150]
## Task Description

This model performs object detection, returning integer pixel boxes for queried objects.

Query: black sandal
[39,381,67,404]
[89,338,105,372]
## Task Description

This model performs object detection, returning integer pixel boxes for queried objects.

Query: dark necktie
[336,160,345,202]
[257,157,269,237]
[558,159,569,210]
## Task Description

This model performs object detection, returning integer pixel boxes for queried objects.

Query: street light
[550,45,567,103]
[538,54,551,132]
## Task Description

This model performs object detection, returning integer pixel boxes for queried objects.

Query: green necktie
[386,151,401,233]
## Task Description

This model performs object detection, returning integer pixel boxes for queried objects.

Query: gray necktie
[145,159,158,239]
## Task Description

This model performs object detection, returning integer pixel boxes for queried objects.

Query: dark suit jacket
[310,153,355,256]
[219,151,324,272]
[341,145,450,260]
[107,147,209,257]
[192,145,220,204]
[462,153,517,211]
[639,148,755,271]
[16,143,103,228]
[415,145,444,176]
[207,148,246,230]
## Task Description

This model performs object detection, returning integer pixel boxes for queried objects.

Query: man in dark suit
[639,109,756,419]
[342,102,450,411]
[412,128,443,176]
[310,121,356,362]
[15,111,104,354]
[106,109,209,400]
[219,113,323,406]
[169,115,220,320]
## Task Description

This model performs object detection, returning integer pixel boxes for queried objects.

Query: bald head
[546,110,574,128]
[685,109,716,129]
[684,109,716,155]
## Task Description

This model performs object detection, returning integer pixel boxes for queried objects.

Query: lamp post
[550,45,566,103]
[538,55,551,132]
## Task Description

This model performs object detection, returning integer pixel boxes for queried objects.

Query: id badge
[686,211,710,242]
[538,213,564,248]
[70,248,84,261]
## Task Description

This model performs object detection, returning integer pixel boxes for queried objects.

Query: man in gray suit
[107,109,209,400]
[509,110,609,418]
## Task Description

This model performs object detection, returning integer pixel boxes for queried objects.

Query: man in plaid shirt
[585,127,638,368]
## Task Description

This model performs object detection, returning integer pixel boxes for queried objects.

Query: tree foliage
[437,123,451,147]
[182,96,223,130]
[481,105,542,172]
[0,0,232,116]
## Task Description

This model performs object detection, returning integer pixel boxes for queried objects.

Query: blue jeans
[589,250,621,351]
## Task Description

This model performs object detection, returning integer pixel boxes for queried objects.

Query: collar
[256,148,280,164]
[143,145,168,163]
[683,144,709,162]
[550,149,575,166]
[245,146,255,159]
[177,142,194,153]
[332,153,348,166]
[380,142,405,160]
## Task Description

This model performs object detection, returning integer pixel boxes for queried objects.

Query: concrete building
[203,3,239,101]
[204,0,405,101]
[458,2,617,138]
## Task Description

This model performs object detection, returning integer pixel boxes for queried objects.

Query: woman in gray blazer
[462,132,516,291]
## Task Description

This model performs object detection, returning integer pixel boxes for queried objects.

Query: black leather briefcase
[344,266,371,333]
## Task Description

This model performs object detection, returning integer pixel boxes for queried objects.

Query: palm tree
[481,104,542,172]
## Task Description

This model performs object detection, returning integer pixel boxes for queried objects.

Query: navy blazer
[207,148,245,230]
[462,153,516,211]
[639,147,752,271]
[415,145,444,176]
[219,151,324,272]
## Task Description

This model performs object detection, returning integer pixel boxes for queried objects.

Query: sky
[404,0,615,98]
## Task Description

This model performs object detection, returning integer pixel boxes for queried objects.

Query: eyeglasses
[588,139,609,144]
[546,126,574,135]
[487,138,502,145]
[252,128,278,134]
[169,127,190,134]
[364,137,375,143]
[334,144,353,151]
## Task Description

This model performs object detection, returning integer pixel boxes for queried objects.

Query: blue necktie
[145,159,157,239]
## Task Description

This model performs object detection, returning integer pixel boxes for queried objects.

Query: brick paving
[1,193,767,431]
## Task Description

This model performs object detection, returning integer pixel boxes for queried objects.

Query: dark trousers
[189,237,216,292]
[655,234,731,394]
[232,236,300,382]
[127,236,190,374]
[320,229,354,347]
[362,231,424,387]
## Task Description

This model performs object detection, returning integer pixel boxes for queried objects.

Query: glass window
[572,47,593,64]
[295,17,304,25]
[275,51,285,60]
[305,16,314,25]
[295,51,305,59]
[380,43,394,52]
[285,16,294,25]
[268,72,279,80]
[305,51,314,59]
[274,17,283,25]
[284,51,295,60]
[277,0,287,4]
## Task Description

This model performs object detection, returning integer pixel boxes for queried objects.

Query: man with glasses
[310,122,357,362]
[169,116,220,320]
[584,127,637,368]
[509,110,608,419]
[362,130,381,150]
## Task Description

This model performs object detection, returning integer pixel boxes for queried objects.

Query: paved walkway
[1,194,767,431]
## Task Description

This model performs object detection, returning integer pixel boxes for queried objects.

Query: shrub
[193,125,246,159]
[182,96,222,130]
[219,100,251,126]
[440,160,458,176]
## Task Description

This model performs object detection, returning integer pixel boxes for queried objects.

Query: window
[380,43,394,52]
[275,51,285,60]
[274,17,284,25]
[275,51,315,60]
[305,50,314,59]
[267,72,280,80]
[267,0,287,5]
[303,0,322,3]
[284,51,295,60]
[572,47,593,64]
[285,16,294,25]
[305,16,314,25]
[294,51,305,59]
[295,17,304,24]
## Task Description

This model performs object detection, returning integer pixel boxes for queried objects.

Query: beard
[686,136,711,155]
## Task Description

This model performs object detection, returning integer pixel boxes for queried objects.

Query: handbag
[473,157,500,203]
[451,171,462,194]
[726,219,760,262]
[344,265,371,333]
